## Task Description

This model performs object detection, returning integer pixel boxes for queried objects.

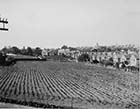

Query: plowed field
[0,61,139,109]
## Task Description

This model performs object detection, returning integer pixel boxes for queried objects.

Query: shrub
[78,53,90,62]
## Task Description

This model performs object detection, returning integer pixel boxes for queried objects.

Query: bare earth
[0,61,139,109]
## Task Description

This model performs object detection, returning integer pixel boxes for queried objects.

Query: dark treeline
[0,46,42,56]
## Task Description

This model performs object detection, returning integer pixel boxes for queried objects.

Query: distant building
[113,53,119,63]
[58,48,70,56]
[120,54,127,62]
[91,54,96,60]
[42,49,58,57]
[42,49,49,57]
[129,54,138,67]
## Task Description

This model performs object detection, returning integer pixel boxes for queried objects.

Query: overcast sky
[0,0,139,48]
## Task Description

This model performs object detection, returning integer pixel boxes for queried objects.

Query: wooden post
[138,45,140,93]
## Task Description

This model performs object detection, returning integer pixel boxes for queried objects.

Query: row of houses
[42,48,81,58]
[42,48,139,68]
[90,52,139,67]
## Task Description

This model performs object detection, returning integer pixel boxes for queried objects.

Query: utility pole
[138,45,140,93]
[0,17,8,31]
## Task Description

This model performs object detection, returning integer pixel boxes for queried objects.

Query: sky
[0,0,140,49]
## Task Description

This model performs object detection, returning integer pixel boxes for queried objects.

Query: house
[49,49,58,56]
[71,50,79,58]
[96,52,102,62]
[113,53,119,63]
[100,54,106,61]
[42,49,49,57]
[129,54,139,67]
[91,54,96,60]
[104,52,112,61]
[42,49,58,57]
[120,54,127,62]
[58,48,70,56]
[107,52,112,57]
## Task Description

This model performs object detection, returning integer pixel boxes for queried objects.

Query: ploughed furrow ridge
[48,70,81,98]
[2,71,17,97]
[0,71,12,95]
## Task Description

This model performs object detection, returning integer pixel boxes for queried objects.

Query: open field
[0,61,139,109]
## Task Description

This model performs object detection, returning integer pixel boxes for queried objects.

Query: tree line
[0,46,42,56]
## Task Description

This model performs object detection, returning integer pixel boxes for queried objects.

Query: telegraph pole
[0,17,8,31]
[136,44,140,93]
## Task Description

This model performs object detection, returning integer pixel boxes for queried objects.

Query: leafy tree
[108,57,113,62]
[106,47,112,52]
[0,52,5,64]
[10,46,20,54]
[92,49,98,52]
[20,46,27,55]
[78,53,90,62]
[34,47,42,56]
[61,45,68,49]
[26,47,33,56]
[68,47,76,51]
[1,47,9,53]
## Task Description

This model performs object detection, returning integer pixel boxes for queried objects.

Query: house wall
[129,55,137,66]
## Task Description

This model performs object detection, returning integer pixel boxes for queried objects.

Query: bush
[0,52,7,65]
[78,53,90,62]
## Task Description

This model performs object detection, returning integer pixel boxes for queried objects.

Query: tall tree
[34,47,42,56]
[61,45,68,49]
[11,46,20,54]
[26,47,33,56]
[1,46,9,53]
[20,46,27,55]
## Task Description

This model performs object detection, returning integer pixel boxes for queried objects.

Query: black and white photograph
[0,0,140,109]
